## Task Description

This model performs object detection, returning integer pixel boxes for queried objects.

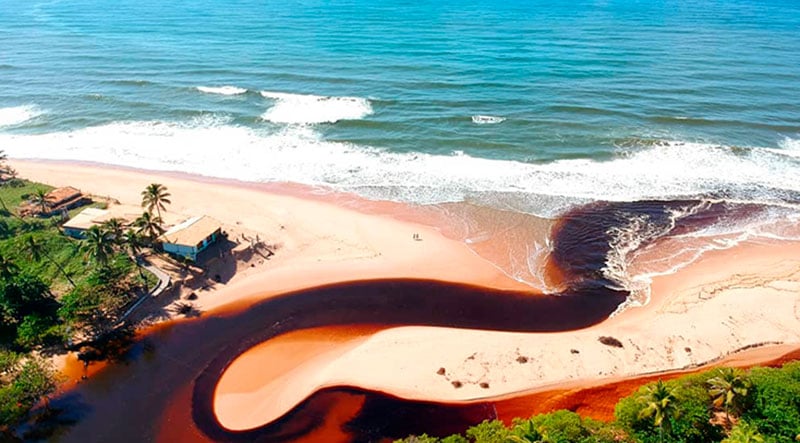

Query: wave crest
[196,86,248,96]
[260,91,372,124]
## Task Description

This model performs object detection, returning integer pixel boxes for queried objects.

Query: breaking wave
[196,86,248,96]
[260,91,373,124]
[600,199,800,315]
[0,105,43,128]
[1,121,799,218]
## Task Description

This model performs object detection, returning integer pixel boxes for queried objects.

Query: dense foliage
[0,166,169,436]
[0,350,59,434]
[398,362,800,443]
[0,180,145,350]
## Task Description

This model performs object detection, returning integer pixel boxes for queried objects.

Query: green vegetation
[0,350,60,432]
[0,154,173,436]
[0,179,144,349]
[398,362,800,443]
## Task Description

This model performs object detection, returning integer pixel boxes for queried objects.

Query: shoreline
[10,159,800,435]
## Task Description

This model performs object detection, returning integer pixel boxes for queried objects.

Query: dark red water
[43,199,774,442]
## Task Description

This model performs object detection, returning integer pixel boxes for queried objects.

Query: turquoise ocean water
[1,0,799,216]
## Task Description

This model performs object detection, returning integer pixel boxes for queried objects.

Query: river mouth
[45,197,800,442]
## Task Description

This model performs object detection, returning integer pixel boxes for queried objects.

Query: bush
[0,349,19,375]
[398,362,800,443]
[465,420,511,443]
[0,356,58,431]
[615,376,723,443]
[743,363,800,441]
[14,315,62,349]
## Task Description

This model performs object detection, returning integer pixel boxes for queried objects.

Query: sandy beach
[11,159,800,433]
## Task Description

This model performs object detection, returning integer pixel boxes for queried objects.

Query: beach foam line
[259,91,372,124]
[196,85,248,96]
[1,121,799,218]
[0,105,43,128]
[762,136,800,159]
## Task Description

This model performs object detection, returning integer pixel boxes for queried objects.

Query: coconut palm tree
[638,380,677,443]
[708,367,751,428]
[141,183,171,221]
[30,188,52,216]
[24,234,76,288]
[133,212,165,243]
[0,253,19,279]
[81,225,115,269]
[121,229,144,258]
[121,228,148,290]
[101,218,125,244]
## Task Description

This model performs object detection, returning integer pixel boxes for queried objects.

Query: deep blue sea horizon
[1,0,799,215]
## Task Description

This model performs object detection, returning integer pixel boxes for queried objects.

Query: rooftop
[160,215,221,247]
[62,207,109,230]
[46,186,82,206]
[61,204,142,231]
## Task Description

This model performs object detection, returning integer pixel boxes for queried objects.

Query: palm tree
[708,367,751,428]
[121,229,148,290]
[101,218,125,243]
[638,380,677,443]
[81,225,115,269]
[121,229,144,258]
[133,212,165,243]
[30,188,52,216]
[141,183,171,221]
[24,235,76,288]
[0,253,19,279]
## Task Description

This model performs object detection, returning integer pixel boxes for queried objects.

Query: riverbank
[213,238,800,431]
[11,159,800,435]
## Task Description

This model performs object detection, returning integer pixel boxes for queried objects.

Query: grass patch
[0,180,52,214]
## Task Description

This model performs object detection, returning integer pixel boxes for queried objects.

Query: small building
[20,186,91,217]
[61,204,139,238]
[47,187,86,209]
[62,207,110,238]
[159,215,221,262]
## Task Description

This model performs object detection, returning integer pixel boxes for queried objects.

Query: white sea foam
[260,91,373,124]
[1,122,799,219]
[0,105,43,127]
[605,202,800,316]
[768,136,800,158]
[3,119,798,306]
[196,86,248,96]
[471,115,505,124]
